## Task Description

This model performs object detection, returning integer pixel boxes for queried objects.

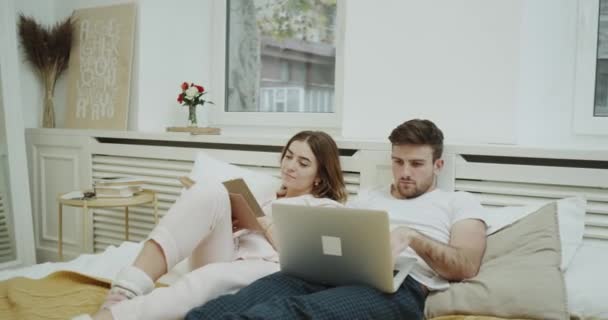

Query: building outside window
[595,0,608,116]
[225,0,338,114]
[574,0,608,134]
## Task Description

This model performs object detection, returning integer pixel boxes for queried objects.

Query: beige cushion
[425,202,569,320]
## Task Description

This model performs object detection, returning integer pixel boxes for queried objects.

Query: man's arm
[392,219,486,281]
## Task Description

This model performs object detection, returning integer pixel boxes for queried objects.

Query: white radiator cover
[24,129,608,260]
[90,152,608,252]
[0,152,15,262]
[90,150,362,252]
[453,154,608,241]
[0,193,16,262]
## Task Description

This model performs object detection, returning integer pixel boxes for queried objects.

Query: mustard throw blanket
[0,271,110,320]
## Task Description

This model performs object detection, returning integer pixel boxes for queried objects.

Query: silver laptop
[272,203,417,293]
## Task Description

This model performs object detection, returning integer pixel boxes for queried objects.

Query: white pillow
[484,196,586,271]
[188,151,281,206]
[565,241,608,319]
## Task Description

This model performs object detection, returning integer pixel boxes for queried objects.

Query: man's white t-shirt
[349,185,486,291]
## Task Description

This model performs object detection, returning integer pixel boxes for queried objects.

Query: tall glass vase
[188,105,197,127]
[42,72,56,128]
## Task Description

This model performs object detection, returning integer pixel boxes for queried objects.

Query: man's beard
[393,177,435,199]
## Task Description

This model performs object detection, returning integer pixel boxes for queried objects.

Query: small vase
[42,88,55,128]
[42,72,56,128]
[188,105,197,127]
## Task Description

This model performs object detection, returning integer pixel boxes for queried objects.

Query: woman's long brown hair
[281,131,348,204]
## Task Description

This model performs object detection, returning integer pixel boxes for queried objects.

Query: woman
[86,131,347,320]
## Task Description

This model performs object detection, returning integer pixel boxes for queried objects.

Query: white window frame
[209,0,344,130]
[0,0,36,269]
[573,0,608,135]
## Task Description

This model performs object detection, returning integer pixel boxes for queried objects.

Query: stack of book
[94,177,145,198]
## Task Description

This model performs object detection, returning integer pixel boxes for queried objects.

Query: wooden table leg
[125,206,129,241]
[58,203,63,261]
[83,203,88,253]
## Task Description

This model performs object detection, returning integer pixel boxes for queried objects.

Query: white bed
[0,212,606,319]
[5,140,608,319]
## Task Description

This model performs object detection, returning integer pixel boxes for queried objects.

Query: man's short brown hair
[388,119,444,161]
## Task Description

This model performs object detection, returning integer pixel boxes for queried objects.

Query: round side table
[57,189,158,260]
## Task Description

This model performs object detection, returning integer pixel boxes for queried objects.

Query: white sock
[111,266,155,299]
[71,315,93,320]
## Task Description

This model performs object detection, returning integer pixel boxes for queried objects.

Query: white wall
[517,0,608,147]
[14,1,55,129]
[13,0,608,147]
[340,1,522,144]
[1,0,37,267]
[135,0,213,131]
[50,0,212,131]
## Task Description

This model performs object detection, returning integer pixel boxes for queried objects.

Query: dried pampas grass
[17,14,74,128]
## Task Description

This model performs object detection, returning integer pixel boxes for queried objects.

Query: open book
[179,177,265,232]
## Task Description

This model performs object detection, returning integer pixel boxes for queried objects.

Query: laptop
[272,203,417,293]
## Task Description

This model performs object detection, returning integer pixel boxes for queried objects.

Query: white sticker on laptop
[321,236,342,256]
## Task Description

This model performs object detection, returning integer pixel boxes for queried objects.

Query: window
[210,0,344,128]
[573,0,608,134]
[595,0,608,117]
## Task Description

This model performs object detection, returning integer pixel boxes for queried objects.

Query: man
[185,119,487,320]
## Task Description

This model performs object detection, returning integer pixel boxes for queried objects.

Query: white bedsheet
[565,240,608,319]
[1,240,606,319]
[0,241,142,282]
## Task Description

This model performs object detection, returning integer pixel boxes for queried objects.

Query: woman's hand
[229,193,267,233]
[229,193,254,232]
[178,176,195,189]
[231,216,244,233]
[257,216,276,249]
[257,216,272,230]
[276,184,287,198]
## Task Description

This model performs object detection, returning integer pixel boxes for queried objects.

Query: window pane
[595,0,608,116]
[226,0,337,113]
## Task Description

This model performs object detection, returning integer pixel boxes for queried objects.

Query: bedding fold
[0,270,110,320]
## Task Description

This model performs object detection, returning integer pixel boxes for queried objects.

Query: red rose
[177,94,183,103]
[194,85,204,93]
[181,82,188,91]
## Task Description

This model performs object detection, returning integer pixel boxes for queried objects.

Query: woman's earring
[314,180,320,187]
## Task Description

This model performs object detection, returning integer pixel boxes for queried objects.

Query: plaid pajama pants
[185,272,427,320]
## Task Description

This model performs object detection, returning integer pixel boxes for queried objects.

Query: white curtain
[227,0,261,112]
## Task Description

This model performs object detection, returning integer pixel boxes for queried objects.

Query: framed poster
[65,3,136,130]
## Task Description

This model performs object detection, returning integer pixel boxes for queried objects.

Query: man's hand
[390,226,418,260]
